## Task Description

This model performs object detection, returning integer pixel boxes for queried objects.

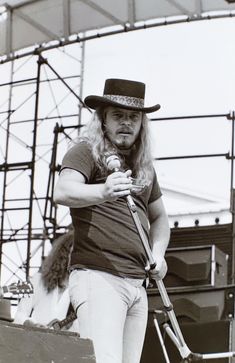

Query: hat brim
[84,96,161,114]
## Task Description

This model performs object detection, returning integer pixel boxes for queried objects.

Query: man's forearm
[54,181,106,208]
[149,215,170,259]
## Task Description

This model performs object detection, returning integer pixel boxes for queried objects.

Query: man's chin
[116,142,132,150]
[116,137,134,149]
[107,135,135,150]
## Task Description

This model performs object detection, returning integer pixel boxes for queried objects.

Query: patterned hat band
[84,79,161,113]
[103,94,144,108]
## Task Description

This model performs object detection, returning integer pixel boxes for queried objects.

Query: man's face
[103,106,143,150]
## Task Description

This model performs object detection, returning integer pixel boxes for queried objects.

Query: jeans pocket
[69,269,89,311]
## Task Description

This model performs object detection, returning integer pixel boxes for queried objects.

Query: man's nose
[120,115,131,124]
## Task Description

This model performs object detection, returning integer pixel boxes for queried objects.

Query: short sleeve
[149,169,162,204]
[60,142,95,182]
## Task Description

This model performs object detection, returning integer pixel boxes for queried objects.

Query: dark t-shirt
[61,141,162,278]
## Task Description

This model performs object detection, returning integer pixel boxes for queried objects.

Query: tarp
[1,0,235,58]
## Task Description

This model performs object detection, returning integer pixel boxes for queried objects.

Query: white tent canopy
[1,0,235,59]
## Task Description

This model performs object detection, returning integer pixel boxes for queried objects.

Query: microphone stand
[126,193,192,362]
[126,192,235,362]
[107,155,235,361]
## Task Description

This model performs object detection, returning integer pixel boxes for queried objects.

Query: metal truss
[0,42,88,285]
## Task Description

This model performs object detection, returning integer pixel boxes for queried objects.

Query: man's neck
[117,148,131,156]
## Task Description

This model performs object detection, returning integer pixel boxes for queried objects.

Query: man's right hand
[103,170,133,201]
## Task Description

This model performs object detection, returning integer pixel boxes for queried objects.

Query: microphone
[106,154,121,172]
[106,154,145,191]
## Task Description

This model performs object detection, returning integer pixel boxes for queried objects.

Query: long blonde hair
[78,107,154,185]
[41,231,73,292]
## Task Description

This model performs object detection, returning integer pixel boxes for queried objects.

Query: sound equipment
[141,318,235,363]
[0,320,96,363]
[143,284,235,362]
[164,245,228,288]
[170,224,233,282]
[147,285,235,324]
[0,281,33,296]
[139,221,235,362]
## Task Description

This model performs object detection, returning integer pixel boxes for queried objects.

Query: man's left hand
[146,256,167,281]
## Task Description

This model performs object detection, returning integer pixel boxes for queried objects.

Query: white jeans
[69,269,148,363]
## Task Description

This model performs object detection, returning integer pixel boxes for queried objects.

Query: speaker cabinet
[164,245,228,288]
[148,287,235,325]
[0,320,96,363]
[141,319,235,363]
[169,224,233,283]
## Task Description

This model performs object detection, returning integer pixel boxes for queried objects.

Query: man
[54,78,170,363]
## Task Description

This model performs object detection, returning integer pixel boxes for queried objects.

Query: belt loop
[142,277,149,289]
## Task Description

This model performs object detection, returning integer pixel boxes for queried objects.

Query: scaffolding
[0,43,88,284]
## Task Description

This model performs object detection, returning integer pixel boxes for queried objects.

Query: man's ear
[102,121,106,133]
[102,110,107,132]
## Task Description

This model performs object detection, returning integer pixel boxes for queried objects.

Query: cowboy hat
[84,78,161,113]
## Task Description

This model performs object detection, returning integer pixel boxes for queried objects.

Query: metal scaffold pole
[229,110,235,285]
[26,54,43,279]
[0,60,14,281]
